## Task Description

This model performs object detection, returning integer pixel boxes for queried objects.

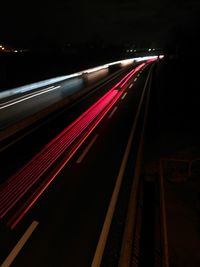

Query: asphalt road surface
[0,61,153,267]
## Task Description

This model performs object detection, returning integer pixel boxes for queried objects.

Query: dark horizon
[1,0,200,51]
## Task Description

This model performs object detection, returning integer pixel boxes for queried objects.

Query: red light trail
[0,62,147,229]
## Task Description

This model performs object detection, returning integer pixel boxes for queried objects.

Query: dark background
[0,0,200,90]
[1,2,200,265]
[1,0,200,48]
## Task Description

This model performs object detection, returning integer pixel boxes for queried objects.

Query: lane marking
[0,86,54,106]
[129,84,133,88]
[134,78,137,81]
[108,106,118,119]
[118,66,154,267]
[91,99,138,267]
[91,64,154,267]
[76,134,98,163]
[121,92,127,100]
[160,160,169,267]
[1,221,39,267]
[0,86,61,110]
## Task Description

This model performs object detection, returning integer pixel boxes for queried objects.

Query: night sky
[1,0,200,48]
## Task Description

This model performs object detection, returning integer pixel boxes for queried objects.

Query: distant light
[130,49,133,52]
[159,55,164,59]
[134,49,137,52]
[126,49,129,53]
[14,50,18,53]
[148,48,152,51]
[2,47,5,50]
[0,45,2,48]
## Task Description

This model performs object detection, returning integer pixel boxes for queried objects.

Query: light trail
[8,89,123,229]
[120,63,145,88]
[0,55,161,102]
[0,90,118,216]
[0,62,147,229]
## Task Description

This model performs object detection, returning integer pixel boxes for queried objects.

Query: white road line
[160,160,169,267]
[134,78,137,82]
[121,92,127,100]
[76,134,98,163]
[91,65,154,267]
[0,86,61,110]
[129,84,133,88]
[1,221,39,267]
[91,95,138,267]
[108,106,118,119]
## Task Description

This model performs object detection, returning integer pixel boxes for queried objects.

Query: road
[0,60,133,133]
[0,60,156,267]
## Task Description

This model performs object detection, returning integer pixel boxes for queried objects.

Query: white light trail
[0,55,164,104]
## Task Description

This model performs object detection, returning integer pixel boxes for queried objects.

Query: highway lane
[0,63,146,227]
[0,62,154,266]
[0,57,157,134]
[0,60,132,131]
[0,76,83,129]
[0,64,134,144]
[0,67,110,128]
[0,64,138,181]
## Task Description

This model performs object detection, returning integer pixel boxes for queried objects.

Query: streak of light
[135,55,158,62]
[120,63,145,88]
[85,68,109,84]
[7,89,123,229]
[0,56,160,103]
[83,65,108,74]
[0,75,82,100]
[0,61,119,100]
[120,59,134,67]
[0,62,146,228]
[0,89,119,218]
